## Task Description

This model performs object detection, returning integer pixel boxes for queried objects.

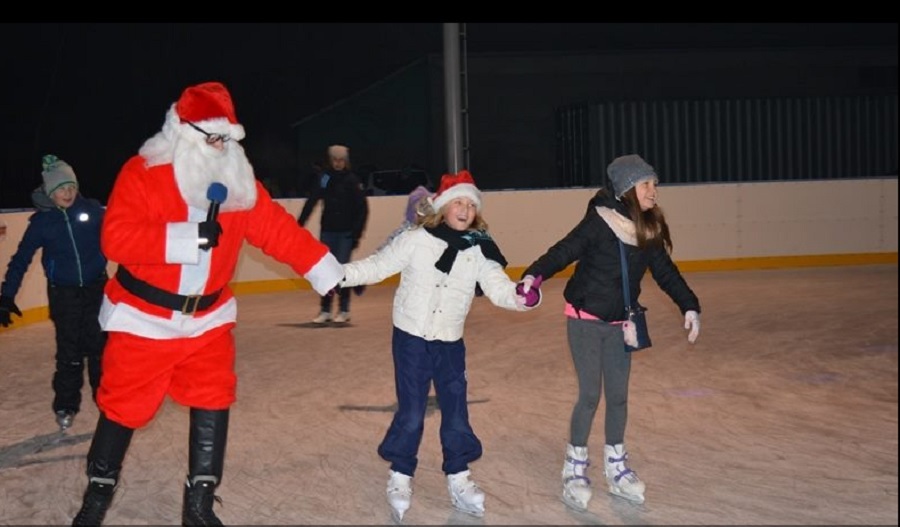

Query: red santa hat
[429,170,482,212]
[173,81,246,140]
[176,82,238,124]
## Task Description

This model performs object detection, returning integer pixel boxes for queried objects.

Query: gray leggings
[566,317,632,447]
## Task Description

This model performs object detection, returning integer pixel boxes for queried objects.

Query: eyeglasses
[186,121,231,144]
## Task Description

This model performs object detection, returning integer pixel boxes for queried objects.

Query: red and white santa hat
[173,81,246,141]
[429,169,482,212]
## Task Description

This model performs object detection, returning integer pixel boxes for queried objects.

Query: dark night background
[1,22,896,209]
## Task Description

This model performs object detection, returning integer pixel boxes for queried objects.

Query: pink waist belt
[564,303,624,325]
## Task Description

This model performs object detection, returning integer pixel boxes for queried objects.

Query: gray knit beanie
[607,154,657,198]
[41,154,78,196]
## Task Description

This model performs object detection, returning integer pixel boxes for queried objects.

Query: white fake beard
[171,139,258,212]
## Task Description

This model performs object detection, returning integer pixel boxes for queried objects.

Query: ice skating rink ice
[0,265,896,526]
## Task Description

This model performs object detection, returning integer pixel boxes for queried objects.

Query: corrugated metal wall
[556,94,898,188]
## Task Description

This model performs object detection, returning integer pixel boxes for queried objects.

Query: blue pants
[319,230,354,313]
[378,327,483,476]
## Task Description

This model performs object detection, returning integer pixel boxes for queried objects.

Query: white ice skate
[603,443,646,504]
[447,469,485,517]
[561,443,592,511]
[386,470,412,523]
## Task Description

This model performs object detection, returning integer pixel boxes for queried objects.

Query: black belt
[115,266,221,315]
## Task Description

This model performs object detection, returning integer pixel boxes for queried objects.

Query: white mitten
[684,310,700,343]
[622,320,638,347]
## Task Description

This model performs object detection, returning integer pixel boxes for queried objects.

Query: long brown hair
[619,188,672,253]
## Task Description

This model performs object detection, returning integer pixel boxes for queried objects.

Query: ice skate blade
[389,506,407,524]
[607,487,645,504]
[451,501,485,518]
[561,492,589,512]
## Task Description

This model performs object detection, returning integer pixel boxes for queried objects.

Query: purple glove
[515,275,543,308]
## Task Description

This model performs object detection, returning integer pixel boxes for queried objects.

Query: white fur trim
[99,294,236,339]
[430,183,482,212]
[596,206,637,246]
[166,222,201,264]
[304,251,344,296]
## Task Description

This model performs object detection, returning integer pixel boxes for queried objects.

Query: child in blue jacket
[0,155,108,431]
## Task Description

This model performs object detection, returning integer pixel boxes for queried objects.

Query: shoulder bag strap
[618,239,632,310]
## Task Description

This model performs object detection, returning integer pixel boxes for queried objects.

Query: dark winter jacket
[1,190,107,298]
[522,190,700,321]
[298,169,369,242]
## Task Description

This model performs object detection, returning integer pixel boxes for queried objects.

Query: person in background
[70,81,343,526]
[0,155,107,432]
[339,170,540,522]
[518,154,701,510]
[298,144,369,324]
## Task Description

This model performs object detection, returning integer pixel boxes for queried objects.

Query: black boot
[72,414,134,526]
[182,408,229,526]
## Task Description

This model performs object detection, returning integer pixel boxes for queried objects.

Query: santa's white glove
[684,310,700,343]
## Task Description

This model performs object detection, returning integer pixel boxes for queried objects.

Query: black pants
[48,276,107,414]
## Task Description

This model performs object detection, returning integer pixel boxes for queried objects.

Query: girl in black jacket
[519,154,701,509]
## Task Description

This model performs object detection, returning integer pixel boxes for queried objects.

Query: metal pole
[443,23,463,174]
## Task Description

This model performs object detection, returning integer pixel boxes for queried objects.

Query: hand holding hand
[0,295,23,328]
[684,310,700,343]
[515,275,543,308]
[198,220,222,251]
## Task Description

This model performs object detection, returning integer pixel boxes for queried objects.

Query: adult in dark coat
[298,144,369,324]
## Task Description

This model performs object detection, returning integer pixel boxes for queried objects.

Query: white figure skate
[447,469,485,517]
[603,443,646,504]
[386,470,412,523]
[562,443,592,511]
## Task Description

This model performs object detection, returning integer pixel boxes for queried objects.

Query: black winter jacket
[298,169,369,242]
[522,191,700,321]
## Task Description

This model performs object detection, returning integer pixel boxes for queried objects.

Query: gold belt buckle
[182,295,202,315]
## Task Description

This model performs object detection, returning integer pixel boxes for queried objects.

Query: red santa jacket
[100,155,341,334]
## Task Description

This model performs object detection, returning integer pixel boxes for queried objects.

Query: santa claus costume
[72,82,343,526]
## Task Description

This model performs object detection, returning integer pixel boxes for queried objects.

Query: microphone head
[207,182,228,204]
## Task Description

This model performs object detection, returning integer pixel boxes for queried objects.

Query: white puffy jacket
[341,227,527,342]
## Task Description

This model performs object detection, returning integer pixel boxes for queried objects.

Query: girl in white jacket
[340,170,538,522]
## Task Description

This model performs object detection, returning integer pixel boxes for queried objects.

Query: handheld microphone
[206,182,228,222]
[199,183,228,249]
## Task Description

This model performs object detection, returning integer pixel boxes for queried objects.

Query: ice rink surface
[1,265,896,525]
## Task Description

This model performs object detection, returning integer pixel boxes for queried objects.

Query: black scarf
[425,223,508,273]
